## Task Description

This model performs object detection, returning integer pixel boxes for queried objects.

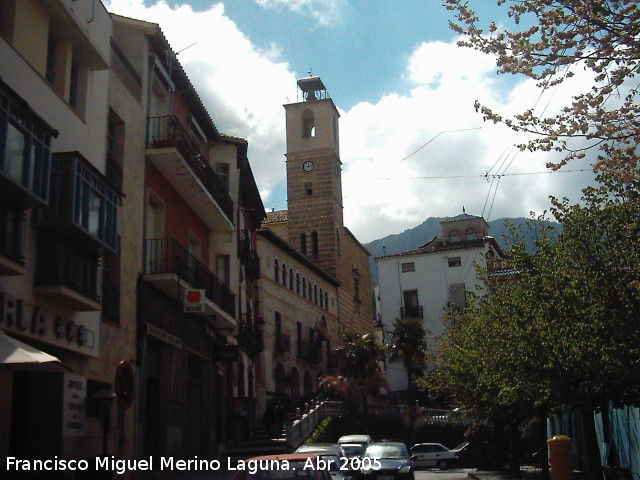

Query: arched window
[274,259,279,282]
[465,227,477,240]
[296,274,300,293]
[302,277,307,298]
[308,281,312,300]
[302,110,315,138]
[300,233,307,255]
[289,269,294,289]
[319,288,323,308]
[449,230,460,243]
[324,292,328,310]
[314,285,318,305]
[282,263,287,286]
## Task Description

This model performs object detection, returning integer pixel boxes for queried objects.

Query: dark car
[360,442,414,480]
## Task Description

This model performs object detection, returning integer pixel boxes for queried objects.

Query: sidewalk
[469,467,545,480]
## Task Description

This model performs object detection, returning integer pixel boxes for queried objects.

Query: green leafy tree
[444,0,640,180]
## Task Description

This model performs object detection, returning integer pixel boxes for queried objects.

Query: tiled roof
[375,237,488,260]
[442,212,481,223]
[264,210,288,224]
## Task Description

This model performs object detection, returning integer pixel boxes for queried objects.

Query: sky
[105,0,598,243]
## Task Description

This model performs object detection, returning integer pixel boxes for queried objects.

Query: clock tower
[284,76,343,278]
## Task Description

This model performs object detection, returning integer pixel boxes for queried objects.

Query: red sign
[115,361,135,410]
[186,290,202,303]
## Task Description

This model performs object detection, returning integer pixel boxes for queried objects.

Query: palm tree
[388,317,427,397]
[319,333,387,418]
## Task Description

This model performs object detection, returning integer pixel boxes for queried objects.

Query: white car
[410,442,469,469]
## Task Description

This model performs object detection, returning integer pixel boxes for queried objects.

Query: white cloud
[253,0,347,27]
[106,0,297,200]
[104,1,597,245]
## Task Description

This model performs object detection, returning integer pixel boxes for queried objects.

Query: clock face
[302,161,315,172]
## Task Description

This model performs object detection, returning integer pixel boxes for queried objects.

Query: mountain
[364,217,562,286]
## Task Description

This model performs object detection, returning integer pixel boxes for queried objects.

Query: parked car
[231,454,332,480]
[360,441,414,480]
[338,435,372,449]
[410,442,469,470]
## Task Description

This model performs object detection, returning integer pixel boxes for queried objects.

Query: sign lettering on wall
[0,292,98,357]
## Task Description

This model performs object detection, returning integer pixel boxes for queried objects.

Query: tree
[444,0,640,180]
[387,317,427,393]
[433,168,640,479]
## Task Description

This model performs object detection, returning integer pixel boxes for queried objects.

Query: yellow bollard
[547,435,573,480]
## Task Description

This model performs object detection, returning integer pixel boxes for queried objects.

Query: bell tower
[284,76,343,277]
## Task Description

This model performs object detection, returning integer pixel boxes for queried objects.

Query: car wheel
[437,460,449,470]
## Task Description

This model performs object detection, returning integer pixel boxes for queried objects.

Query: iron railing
[401,305,424,318]
[35,231,100,300]
[147,115,234,222]
[298,339,322,362]
[145,237,235,317]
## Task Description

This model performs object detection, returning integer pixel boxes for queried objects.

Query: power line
[376,168,590,181]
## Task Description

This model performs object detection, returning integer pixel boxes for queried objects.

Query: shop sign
[0,292,97,357]
[184,289,206,314]
[147,323,182,348]
[62,373,86,437]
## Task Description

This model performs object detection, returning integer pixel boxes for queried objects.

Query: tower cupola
[297,76,328,102]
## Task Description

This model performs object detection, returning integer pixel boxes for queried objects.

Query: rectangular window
[37,152,121,252]
[217,163,230,191]
[69,62,80,108]
[401,262,415,272]
[106,111,124,190]
[449,283,466,308]
[300,233,307,255]
[46,33,57,84]
[0,80,54,207]
[448,256,462,267]
[311,231,319,255]
[102,252,121,324]
[305,182,313,196]
[216,253,230,286]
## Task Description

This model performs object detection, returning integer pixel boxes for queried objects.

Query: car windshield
[452,442,468,451]
[364,445,408,459]
[342,446,365,457]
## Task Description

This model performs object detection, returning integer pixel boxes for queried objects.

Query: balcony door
[403,290,420,318]
[145,191,165,273]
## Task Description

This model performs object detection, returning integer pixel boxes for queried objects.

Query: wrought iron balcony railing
[145,237,235,317]
[275,333,291,353]
[401,305,424,318]
[147,115,234,222]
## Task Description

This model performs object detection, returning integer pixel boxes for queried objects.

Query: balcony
[146,116,234,229]
[238,313,264,356]
[34,230,101,311]
[0,204,26,275]
[401,305,424,319]
[144,237,236,329]
[298,339,322,363]
[275,333,291,353]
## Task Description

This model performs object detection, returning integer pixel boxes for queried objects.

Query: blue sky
[108,0,597,243]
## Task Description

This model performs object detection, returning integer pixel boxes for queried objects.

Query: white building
[375,212,505,393]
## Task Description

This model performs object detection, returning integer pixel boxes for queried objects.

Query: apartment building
[375,212,506,393]
[0,0,129,462]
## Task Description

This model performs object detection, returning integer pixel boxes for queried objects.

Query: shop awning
[0,330,70,372]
